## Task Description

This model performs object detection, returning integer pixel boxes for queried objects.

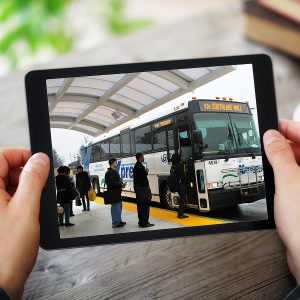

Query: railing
[221,166,263,196]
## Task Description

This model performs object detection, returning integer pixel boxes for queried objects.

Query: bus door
[176,126,198,206]
[177,126,192,161]
[166,129,175,162]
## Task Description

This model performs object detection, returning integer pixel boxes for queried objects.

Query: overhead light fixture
[111,110,123,120]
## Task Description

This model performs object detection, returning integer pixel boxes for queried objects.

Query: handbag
[88,188,97,201]
[57,206,64,214]
[103,188,122,205]
[135,186,152,204]
[75,197,82,206]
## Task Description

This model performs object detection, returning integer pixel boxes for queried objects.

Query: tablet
[25,54,277,249]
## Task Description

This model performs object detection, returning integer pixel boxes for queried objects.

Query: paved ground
[59,197,267,238]
[196,198,268,222]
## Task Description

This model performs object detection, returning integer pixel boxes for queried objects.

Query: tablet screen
[46,63,268,239]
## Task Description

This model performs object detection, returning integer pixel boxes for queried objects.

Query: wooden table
[1,2,299,299]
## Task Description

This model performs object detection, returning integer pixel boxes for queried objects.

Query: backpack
[168,165,179,193]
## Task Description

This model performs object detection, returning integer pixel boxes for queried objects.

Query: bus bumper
[207,183,266,210]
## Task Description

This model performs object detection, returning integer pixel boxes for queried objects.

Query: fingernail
[29,153,49,166]
[263,130,284,145]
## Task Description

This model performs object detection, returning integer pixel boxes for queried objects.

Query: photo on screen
[46,64,267,239]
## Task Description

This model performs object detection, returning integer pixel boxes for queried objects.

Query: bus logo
[118,161,148,182]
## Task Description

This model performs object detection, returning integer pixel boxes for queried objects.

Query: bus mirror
[193,130,203,143]
[193,130,207,150]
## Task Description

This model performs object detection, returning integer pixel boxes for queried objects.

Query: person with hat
[105,158,126,228]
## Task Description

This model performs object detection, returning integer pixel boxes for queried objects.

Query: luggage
[103,189,122,205]
[88,188,97,201]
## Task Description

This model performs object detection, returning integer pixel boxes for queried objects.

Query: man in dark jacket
[133,153,154,228]
[105,158,126,228]
[76,165,91,211]
[171,153,189,219]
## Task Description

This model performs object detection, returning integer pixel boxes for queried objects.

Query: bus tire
[160,183,176,211]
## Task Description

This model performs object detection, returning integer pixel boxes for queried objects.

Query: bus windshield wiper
[224,125,234,162]
[245,143,256,159]
[234,123,256,159]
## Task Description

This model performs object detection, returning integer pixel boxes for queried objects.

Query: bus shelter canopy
[47,66,235,137]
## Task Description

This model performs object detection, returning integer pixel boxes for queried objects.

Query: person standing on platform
[171,153,189,219]
[76,165,91,211]
[105,158,126,228]
[133,153,154,228]
[64,166,75,217]
[56,166,75,227]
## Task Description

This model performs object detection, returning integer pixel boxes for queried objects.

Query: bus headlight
[207,181,223,189]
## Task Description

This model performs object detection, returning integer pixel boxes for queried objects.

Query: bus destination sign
[154,118,172,129]
[199,101,249,113]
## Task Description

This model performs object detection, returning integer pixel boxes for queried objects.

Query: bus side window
[100,140,109,160]
[153,129,167,151]
[176,111,188,124]
[110,135,120,158]
[91,142,100,162]
[131,130,135,155]
[135,125,152,153]
[121,132,131,156]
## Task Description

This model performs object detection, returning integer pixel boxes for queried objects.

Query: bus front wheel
[160,183,178,211]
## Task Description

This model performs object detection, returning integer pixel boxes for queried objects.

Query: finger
[279,119,300,144]
[263,130,299,180]
[0,148,30,181]
[8,167,23,194]
[0,168,22,205]
[289,142,300,165]
[12,153,50,216]
[0,189,11,207]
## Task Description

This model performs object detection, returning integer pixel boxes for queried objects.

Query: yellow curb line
[94,197,228,226]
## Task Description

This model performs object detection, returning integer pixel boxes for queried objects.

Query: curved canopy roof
[47,66,235,137]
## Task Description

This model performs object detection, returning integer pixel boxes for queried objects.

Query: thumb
[263,130,297,180]
[13,153,50,213]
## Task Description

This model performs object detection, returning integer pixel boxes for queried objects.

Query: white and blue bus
[83,97,265,212]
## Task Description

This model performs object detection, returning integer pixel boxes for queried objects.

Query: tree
[52,148,65,168]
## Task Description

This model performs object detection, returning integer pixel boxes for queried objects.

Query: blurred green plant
[0,0,73,69]
[104,0,152,36]
[0,0,152,71]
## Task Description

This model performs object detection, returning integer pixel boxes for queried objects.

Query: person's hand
[145,167,149,173]
[263,119,300,284]
[0,148,50,299]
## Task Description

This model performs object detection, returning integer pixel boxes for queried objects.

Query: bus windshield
[193,112,260,157]
[230,113,260,151]
[193,113,236,156]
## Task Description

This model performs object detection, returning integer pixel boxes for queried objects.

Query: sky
[51,128,91,164]
[51,64,258,164]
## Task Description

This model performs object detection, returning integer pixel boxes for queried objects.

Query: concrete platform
[59,198,227,238]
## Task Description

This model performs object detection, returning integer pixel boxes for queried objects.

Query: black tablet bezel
[25,54,277,250]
